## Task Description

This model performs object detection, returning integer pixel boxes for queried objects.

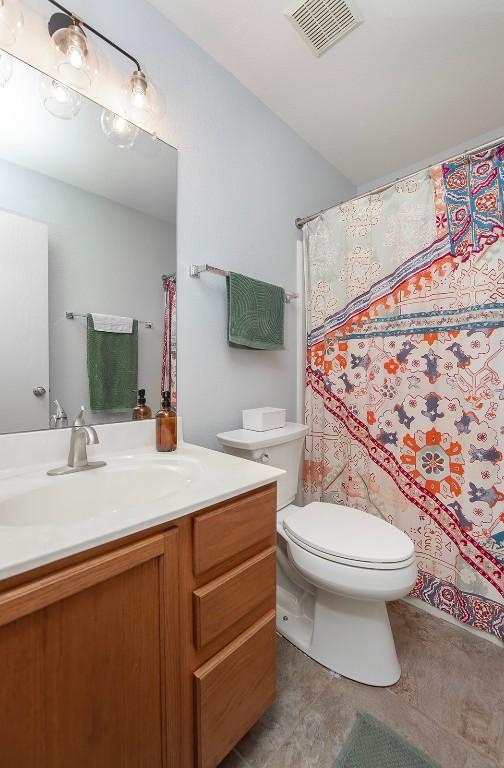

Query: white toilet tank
[217,422,309,510]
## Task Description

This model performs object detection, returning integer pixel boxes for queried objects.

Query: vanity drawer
[193,546,276,649]
[193,485,276,576]
[194,611,276,768]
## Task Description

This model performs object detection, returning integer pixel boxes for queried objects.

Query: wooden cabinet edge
[159,528,182,768]
[0,534,167,627]
[193,610,276,680]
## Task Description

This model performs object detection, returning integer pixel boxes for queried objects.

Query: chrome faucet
[47,407,107,476]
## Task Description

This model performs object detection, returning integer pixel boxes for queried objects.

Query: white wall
[357,127,504,195]
[0,158,176,424]
[6,0,355,448]
[117,0,355,448]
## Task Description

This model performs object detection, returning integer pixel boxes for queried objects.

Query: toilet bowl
[278,502,417,685]
[217,422,417,686]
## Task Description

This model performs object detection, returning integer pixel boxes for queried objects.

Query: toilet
[217,422,417,687]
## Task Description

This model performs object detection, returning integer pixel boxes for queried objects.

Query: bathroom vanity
[0,30,280,768]
[0,432,283,768]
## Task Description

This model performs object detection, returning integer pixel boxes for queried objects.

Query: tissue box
[242,407,286,432]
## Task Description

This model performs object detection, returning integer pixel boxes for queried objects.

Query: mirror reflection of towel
[90,313,134,333]
[87,315,138,411]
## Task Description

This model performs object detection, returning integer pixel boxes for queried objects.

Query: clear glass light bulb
[113,116,127,133]
[122,70,159,132]
[52,21,98,89]
[53,82,67,102]
[0,0,24,48]
[101,109,139,149]
[68,45,84,69]
[39,74,81,119]
[0,50,13,87]
[132,89,146,109]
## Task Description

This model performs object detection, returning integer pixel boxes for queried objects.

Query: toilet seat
[283,502,415,571]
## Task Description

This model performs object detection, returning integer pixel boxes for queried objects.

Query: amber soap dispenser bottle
[132,389,152,420]
[156,390,177,452]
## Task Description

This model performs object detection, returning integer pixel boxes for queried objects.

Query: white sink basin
[0,437,285,580]
[0,458,195,527]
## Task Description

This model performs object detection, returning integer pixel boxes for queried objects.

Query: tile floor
[220,601,504,768]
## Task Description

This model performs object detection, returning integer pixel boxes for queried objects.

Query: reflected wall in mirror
[0,55,177,435]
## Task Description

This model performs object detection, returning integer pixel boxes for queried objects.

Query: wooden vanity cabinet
[0,482,277,768]
[189,485,277,768]
[0,531,180,768]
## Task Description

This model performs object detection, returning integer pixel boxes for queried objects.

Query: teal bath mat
[333,712,441,768]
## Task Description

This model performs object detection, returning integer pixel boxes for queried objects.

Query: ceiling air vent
[286,0,362,56]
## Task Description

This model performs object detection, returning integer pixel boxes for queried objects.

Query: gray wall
[357,127,504,194]
[58,0,354,448]
[0,157,176,423]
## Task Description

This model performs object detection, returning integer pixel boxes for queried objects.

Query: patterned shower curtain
[304,147,503,641]
[161,274,177,409]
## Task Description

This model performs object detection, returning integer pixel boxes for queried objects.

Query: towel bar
[65,312,152,329]
[189,264,299,303]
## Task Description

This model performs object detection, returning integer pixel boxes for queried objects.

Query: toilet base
[277,587,401,686]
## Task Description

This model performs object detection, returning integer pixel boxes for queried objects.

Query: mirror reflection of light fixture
[0,0,23,48]
[123,69,159,130]
[0,50,13,87]
[101,109,139,149]
[49,12,98,90]
[40,73,81,119]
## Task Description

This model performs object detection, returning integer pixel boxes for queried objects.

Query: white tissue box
[242,407,286,432]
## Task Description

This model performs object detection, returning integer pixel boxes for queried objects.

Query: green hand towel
[87,315,138,411]
[226,272,285,350]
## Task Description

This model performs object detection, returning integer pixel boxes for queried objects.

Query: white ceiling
[149,0,504,185]
[0,56,177,223]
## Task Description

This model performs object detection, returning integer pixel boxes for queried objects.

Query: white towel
[91,313,134,334]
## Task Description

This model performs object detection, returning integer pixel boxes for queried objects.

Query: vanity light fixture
[48,11,98,89]
[0,0,23,48]
[46,1,160,146]
[39,72,81,119]
[100,109,139,149]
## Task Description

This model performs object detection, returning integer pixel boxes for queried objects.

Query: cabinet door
[0,531,179,768]
[194,611,276,768]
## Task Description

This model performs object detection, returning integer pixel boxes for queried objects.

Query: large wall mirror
[0,54,177,435]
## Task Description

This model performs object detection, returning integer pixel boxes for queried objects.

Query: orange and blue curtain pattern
[304,148,504,640]
[161,275,176,409]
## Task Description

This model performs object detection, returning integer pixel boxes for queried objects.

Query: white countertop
[0,441,284,581]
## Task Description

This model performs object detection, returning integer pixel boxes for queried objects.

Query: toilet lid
[283,502,415,566]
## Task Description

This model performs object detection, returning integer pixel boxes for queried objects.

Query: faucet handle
[73,406,87,428]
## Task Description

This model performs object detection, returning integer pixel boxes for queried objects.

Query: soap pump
[132,388,152,420]
[156,390,177,452]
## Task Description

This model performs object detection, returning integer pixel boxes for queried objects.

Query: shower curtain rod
[295,134,504,230]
